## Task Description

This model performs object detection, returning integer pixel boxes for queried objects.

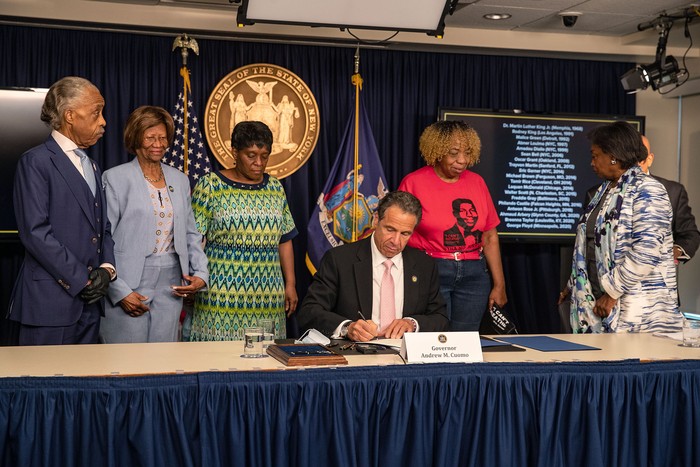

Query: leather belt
[425,251,476,261]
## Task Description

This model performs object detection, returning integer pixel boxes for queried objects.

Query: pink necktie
[380,259,395,332]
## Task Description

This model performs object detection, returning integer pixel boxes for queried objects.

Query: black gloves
[79,267,111,304]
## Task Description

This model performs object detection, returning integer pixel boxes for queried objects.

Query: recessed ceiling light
[483,13,512,21]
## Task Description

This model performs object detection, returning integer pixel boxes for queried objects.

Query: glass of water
[259,318,275,351]
[241,326,266,358]
[682,319,700,348]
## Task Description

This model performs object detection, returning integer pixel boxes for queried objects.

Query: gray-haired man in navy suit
[9,76,116,345]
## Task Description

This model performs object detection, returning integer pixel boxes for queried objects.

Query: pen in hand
[357,311,378,340]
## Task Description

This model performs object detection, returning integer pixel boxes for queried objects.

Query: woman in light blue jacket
[100,106,208,342]
[560,121,681,333]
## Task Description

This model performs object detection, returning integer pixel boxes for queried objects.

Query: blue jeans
[436,256,491,331]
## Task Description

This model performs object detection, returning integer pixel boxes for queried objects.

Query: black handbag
[479,303,518,335]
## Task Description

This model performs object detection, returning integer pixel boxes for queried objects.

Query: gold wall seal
[204,63,320,179]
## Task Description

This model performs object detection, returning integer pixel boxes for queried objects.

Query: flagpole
[182,68,190,174]
[306,51,389,274]
[351,46,363,242]
[172,34,199,175]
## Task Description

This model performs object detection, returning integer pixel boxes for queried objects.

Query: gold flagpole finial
[172,33,199,66]
[172,34,200,174]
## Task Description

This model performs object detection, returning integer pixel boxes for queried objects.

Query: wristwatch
[103,266,117,281]
[339,321,350,338]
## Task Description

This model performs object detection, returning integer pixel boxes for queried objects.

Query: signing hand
[347,319,378,342]
[119,291,150,317]
[171,274,206,298]
[379,318,415,339]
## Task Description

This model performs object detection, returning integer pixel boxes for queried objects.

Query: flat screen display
[439,108,645,242]
[0,88,50,240]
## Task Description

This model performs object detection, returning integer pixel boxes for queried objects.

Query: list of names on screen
[500,122,582,233]
[440,109,644,242]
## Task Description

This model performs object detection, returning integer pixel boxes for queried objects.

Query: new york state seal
[204,63,320,178]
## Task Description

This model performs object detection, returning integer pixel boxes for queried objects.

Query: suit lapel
[130,157,157,239]
[46,139,96,230]
[402,250,419,313]
[130,157,151,201]
[353,239,374,316]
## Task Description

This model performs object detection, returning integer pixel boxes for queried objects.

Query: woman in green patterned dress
[189,121,298,340]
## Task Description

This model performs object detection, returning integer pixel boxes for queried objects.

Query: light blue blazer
[102,157,208,305]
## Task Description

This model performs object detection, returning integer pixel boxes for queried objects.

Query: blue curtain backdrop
[2,360,699,466]
[0,24,636,339]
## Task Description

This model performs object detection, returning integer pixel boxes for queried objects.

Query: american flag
[162,69,212,189]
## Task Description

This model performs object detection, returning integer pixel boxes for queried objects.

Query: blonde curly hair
[418,120,481,167]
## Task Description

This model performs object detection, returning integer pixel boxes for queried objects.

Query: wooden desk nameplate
[266,344,348,367]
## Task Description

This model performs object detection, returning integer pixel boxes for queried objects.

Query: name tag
[400,332,483,363]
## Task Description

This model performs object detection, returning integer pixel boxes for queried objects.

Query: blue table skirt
[1,360,699,467]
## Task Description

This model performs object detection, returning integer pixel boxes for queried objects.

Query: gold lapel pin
[412,275,418,282]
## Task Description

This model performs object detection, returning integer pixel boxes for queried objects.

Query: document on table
[480,337,526,352]
[496,336,600,352]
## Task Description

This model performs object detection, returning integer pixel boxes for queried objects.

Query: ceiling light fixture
[620,7,700,94]
[620,15,687,94]
[236,0,454,37]
[483,13,511,21]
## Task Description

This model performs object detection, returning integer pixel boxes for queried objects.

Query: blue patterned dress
[190,172,297,340]
[569,166,681,333]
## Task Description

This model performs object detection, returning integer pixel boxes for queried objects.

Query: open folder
[495,336,601,352]
[480,336,526,352]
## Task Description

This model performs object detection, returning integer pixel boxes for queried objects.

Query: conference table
[1,333,699,466]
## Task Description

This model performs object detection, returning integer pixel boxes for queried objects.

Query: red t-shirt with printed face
[398,166,500,260]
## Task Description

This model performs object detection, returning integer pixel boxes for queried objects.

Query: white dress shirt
[52,130,87,175]
[369,234,404,323]
[331,233,418,338]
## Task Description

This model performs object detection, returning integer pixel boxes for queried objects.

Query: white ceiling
[1,0,700,63]
[450,0,698,36]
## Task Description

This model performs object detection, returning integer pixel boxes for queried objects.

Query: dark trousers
[18,303,101,345]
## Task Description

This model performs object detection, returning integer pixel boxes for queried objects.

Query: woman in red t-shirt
[398,121,507,331]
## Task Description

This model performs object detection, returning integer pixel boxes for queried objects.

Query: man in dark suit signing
[297,191,448,342]
[8,76,116,345]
